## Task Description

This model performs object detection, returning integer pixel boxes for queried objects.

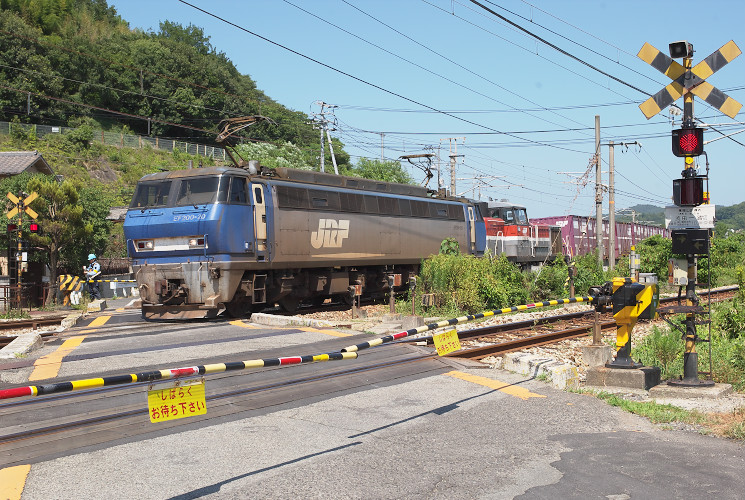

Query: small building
[0,151,54,179]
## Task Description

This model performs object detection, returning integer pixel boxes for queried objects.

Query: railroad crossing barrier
[0,295,594,401]
[0,351,358,400]
[341,296,594,353]
[57,274,137,304]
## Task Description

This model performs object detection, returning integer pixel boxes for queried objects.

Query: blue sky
[109,0,745,219]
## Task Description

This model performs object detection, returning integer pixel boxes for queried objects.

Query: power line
[422,0,642,104]
[177,0,592,155]
[338,0,590,132]
[485,0,665,87]
[468,0,651,98]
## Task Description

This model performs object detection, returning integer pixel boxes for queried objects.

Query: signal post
[5,192,40,308]
[639,40,741,388]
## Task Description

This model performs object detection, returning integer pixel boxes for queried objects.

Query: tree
[352,158,414,184]
[26,176,90,304]
[63,185,113,269]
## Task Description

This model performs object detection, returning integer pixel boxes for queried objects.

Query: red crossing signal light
[29,222,39,233]
[672,128,704,157]
[6,223,17,232]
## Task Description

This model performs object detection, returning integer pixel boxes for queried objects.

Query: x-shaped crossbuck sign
[637,40,742,119]
[6,191,39,219]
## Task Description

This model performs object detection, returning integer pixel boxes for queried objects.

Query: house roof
[0,151,54,176]
[107,206,128,222]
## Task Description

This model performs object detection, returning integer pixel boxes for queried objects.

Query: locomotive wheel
[226,300,252,318]
[278,296,300,313]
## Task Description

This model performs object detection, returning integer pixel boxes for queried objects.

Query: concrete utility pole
[594,115,603,268]
[311,101,339,174]
[608,140,615,269]
[441,137,465,196]
[600,140,639,270]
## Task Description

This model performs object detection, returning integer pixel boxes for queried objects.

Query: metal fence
[0,283,52,312]
[0,121,227,160]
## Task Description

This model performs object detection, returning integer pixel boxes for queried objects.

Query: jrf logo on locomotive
[310,218,350,249]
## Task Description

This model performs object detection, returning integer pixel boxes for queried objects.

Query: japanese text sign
[433,329,461,356]
[148,378,207,423]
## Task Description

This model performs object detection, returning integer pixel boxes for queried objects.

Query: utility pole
[600,140,639,270]
[608,140,615,269]
[441,137,465,196]
[594,115,603,268]
[380,133,385,160]
[311,101,339,174]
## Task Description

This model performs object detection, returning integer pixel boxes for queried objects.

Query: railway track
[0,317,67,349]
[440,285,739,360]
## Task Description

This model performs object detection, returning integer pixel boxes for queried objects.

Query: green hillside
[0,0,345,173]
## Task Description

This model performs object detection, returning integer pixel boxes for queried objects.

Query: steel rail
[446,285,739,359]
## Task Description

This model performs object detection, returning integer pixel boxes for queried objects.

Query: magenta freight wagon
[530,215,669,260]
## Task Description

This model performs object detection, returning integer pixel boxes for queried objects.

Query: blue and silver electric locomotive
[124,162,486,319]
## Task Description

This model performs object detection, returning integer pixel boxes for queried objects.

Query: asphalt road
[1,303,743,499]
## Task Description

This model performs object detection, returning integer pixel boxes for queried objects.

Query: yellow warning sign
[433,329,461,356]
[147,378,207,423]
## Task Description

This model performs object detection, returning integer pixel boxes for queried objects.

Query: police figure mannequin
[83,253,102,300]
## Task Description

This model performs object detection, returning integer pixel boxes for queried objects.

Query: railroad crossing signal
[6,191,39,220]
[637,40,742,119]
[672,127,704,157]
[5,191,40,289]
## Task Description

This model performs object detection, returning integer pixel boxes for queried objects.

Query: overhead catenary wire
[176,0,596,156]
[338,0,591,133]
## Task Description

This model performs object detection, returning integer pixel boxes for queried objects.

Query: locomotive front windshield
[174,176,228,206]
[129,175,239,209]
[489,207,528,225]
[130,180,172,208]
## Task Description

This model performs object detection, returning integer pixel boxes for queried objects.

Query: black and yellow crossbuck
[637,40,742,119]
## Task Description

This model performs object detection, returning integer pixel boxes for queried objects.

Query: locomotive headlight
[189,237,206,247]
[136,239,154,250]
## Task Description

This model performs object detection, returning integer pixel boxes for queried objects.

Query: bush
[528,256,568,301]
[419,253,528,314]
[632,326,682,380]
[572,252,605,296]
[636,235,672,281]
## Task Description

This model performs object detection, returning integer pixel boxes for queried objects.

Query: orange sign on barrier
[147,378,207,423]
[433,329,461,356]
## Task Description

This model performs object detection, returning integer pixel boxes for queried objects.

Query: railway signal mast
[5,191,40,308]
[638,40,742,387]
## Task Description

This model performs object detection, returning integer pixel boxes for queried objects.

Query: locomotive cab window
[229,177,249,204]
[502,210,515,224]
[175,176,228,206]
[514,209,528,225]
[130,180,172,208]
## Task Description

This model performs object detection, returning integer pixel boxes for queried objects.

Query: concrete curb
[493,352,580,391]
[250,312,336,329]
[61,311,85,329]
[87,299,107,313]
[0,332,43,360]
